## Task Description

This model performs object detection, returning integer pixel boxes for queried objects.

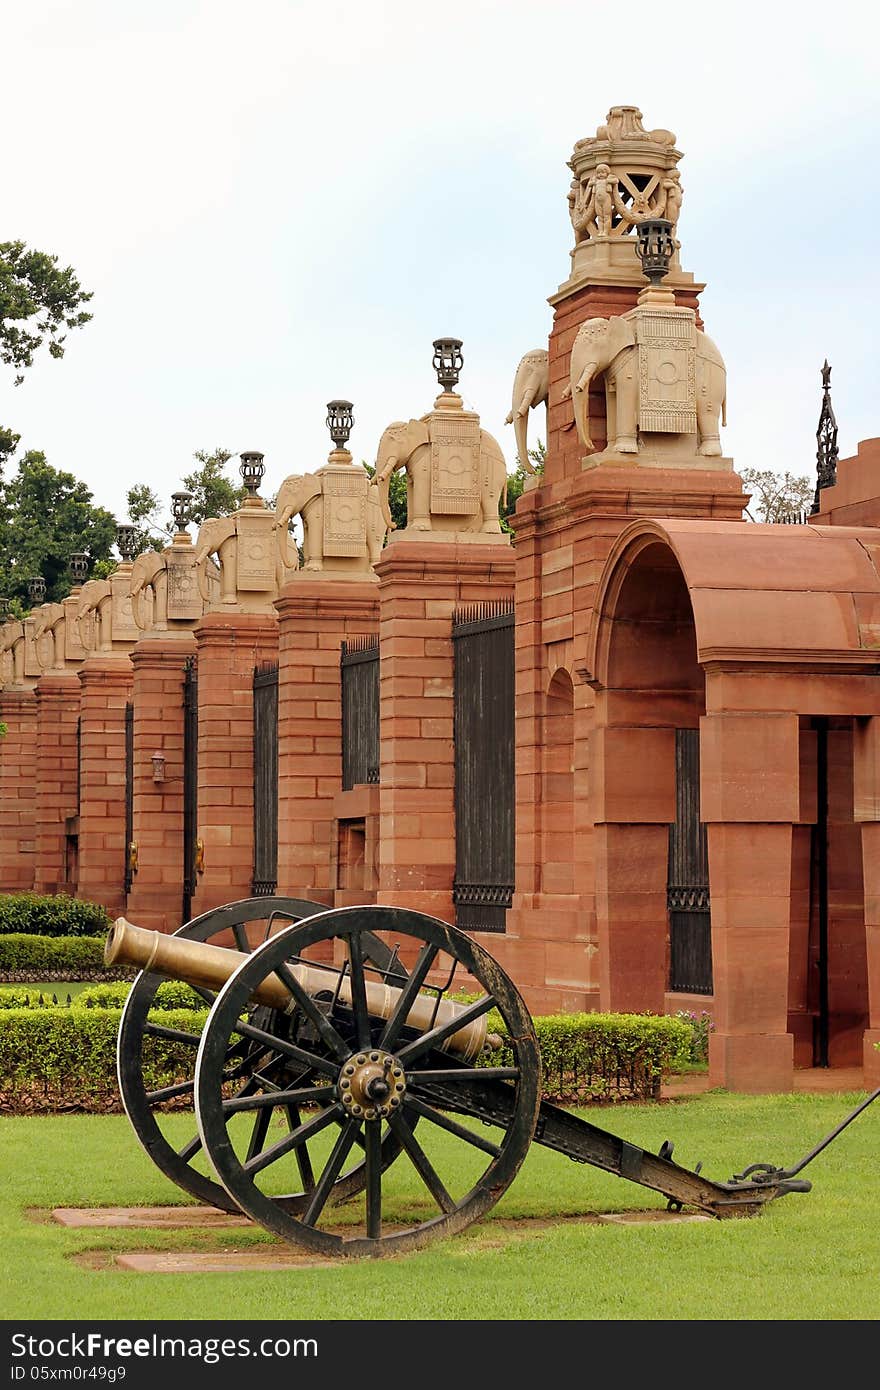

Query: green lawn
[2,1090,878,1321]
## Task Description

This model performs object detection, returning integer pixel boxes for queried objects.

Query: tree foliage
[739,467,813,522]
[0,451,115,611]
[1,241,93,476]
[503,439,545,534]
[123,448,245,555]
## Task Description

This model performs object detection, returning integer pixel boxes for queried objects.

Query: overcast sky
[4,1,878,530]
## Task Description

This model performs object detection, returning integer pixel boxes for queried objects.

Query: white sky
[4,0,879,527]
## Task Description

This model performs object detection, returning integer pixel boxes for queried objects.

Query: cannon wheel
[194,905,541,1257]
[117,896,413,1213]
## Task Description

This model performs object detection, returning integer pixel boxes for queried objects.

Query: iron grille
[252,661,279,896]
[182,657,198,924]
[667,727,713,994]
[452,600,515,932]
[124,701,134,894]
[341,635,379,790]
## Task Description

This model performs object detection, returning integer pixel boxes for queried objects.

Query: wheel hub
[338,1049,406,1120]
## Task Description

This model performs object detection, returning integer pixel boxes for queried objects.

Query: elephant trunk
[513,411,532,475]
[574,369,595,450]
[376,458,396,530]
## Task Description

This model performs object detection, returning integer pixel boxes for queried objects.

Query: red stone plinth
[33,673,82,895]
[374,540,515,923]
[190,611,279,916]
[0,688,37,890]
[275,581,378,906]
[859,821,880,1086]
[125,636,196,933]
[77,657,134,917]
[706,823,795,1092]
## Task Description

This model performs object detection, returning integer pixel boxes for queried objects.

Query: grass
[2,1088,878,1321]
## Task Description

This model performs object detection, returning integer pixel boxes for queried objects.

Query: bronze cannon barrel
[105,917,492,1061]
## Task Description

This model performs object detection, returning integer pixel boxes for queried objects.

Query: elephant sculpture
[562,315,726,457]
[130,550,168,631]
[504,349,549,472]
[374,419,507,535]
[193,515,238,603]
[274,470,386,575]
[77,578,113,652]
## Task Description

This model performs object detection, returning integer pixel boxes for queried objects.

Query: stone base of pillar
[374,539,515,926]
[0,689,37,891]
[275,580,378,905]
[34,673,82,896]
[709,1031,794,1093]
[77,657,133,917]
[190,611,278,918]
[863,1029,880,1086]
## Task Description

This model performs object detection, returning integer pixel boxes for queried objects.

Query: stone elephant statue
[504,349,549,472]
[374,419,507,534]
[129,550,167,631]
[273,473,324,573]
[77,578,112,652]
[274,471,387,574]
[562,315,727,456]
[194,515,238,603]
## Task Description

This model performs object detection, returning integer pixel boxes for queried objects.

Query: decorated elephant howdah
[273,460,386,581]
[562,302,727,461]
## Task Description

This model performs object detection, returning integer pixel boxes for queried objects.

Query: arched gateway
[583,518,880,1091]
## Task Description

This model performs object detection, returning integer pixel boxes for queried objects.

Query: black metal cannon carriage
[108,898,878,1258]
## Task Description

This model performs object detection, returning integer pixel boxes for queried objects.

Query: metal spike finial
[810,361,839,515]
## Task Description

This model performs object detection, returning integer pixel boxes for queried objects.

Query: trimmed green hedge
[0,998,693,1112]
[0,981,202,1011]
[0,1007,207,1113]
[0,934,110,974]
[485,1010,693,1103]
[0,893,111,937]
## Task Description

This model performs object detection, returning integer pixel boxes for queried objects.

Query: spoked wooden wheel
[117,895,381,1212]
[194,906,541,1257]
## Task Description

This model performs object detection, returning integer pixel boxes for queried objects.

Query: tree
[502,439,545,535]
[123,448,246,555]
[739,467,813,522]
[0,451,116,611]
[1,241,93,475]
[363,461,408,533]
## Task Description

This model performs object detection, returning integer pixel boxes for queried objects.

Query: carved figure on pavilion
[504,349,549,472]
[274,404,388,581]
[374,341,508,542]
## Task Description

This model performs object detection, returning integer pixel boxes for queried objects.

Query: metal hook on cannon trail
[729,1087,880,1188]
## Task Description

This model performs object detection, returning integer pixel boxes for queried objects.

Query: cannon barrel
[105,917,491,1061]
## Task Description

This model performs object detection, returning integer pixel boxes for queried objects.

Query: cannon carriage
[108,900,876,1259]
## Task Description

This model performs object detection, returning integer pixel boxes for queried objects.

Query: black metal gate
[182,657,198,924]
[124,701,134,894]
[667,727,713,993]
[252,661,279,896]
[341,636,379,790]
[452,601,515,932]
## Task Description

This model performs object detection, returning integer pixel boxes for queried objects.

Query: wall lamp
[151,751,166,783]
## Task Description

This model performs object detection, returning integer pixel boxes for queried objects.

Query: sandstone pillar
[125,636,197,933]
[76,656,134,916]
[190,611,279,915]
[275,582,378,904]
[374,541,515,922]
[0,689,37,890]
[853,717,880,1085]
[701,712,800,1092]
[33,673,82,895]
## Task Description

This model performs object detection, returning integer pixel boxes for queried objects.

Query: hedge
[484,1010,693,1103]
[0,934,114,975]
[0,1000,693,1113]
[0,893,111,937]
[0,1007,207,1113]
[0,981,202,1011]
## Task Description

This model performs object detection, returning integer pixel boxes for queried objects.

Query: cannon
[108,899,879,1258]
